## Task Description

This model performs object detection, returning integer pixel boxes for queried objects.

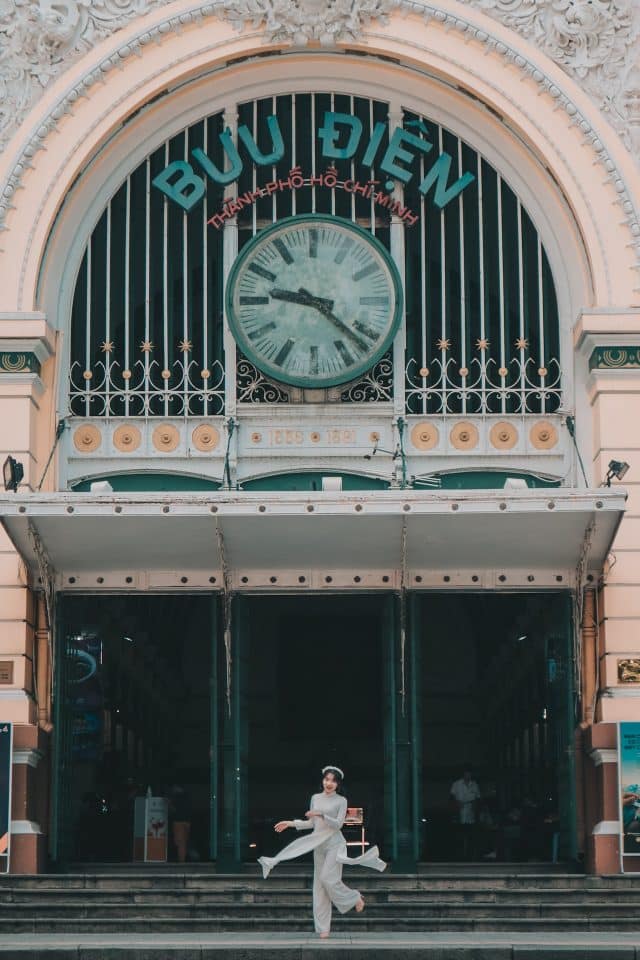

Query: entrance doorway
[416,593,574,863]
[242,595,385,861]
[52,594,214,864]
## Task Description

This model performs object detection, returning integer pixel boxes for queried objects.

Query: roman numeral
[274,338,295,367]
[353,263,378,282]
[359,296,389,305]
[309,229,318,259]
[335,238,353,264]
[247,322,276,341]
[353,319,380,342]
[309,345,319,375]
[240,296,269,305]
[334,340,355,367]
[248,263,277,282]
[273,238,294,265]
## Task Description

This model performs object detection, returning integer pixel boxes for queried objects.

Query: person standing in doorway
[258,766,386,938]
[450,768,481,860]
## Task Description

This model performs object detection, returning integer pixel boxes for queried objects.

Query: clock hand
[269,288,334,310]
[297,288,334,311]
[312,304,370,353]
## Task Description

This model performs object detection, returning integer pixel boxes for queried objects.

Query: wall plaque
[0,663,13,685]
[619,659,640,683]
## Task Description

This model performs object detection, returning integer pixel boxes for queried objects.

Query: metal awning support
[0,488,626,592]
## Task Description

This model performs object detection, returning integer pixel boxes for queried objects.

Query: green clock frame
[225,214,403,390]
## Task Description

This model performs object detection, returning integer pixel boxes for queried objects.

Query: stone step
[3,916,640,934]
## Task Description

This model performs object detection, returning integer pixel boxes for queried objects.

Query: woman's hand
[274,820,293,833]
[305,810,323,819]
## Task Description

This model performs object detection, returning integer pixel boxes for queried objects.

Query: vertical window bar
[311,94,316,213]
[458,138,466,415]
[84,239,91,417]
[202,120,209,416]
[497,174,506,414]
[252,100,257,237]
[291,94,297,217]
[271,95,277,224]
[369,100,376,236]
[144,159,151,416]
[331,92,336,218]
[477,155,486,413]
[183,126,190,415]
[349,95,355,222]
[438,125,446,415]
[538,235,546,415]
[124,175,131,417]
[517,198,525,412]
[163,141,169,417]
[419,130,427,416]
[105,203,112,415]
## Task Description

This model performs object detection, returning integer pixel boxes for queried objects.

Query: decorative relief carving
[473,0,640,157]
[220,0,394,46]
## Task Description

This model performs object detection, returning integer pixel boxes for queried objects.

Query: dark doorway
[245,595,385,860]
[53,594,214,864]
[417,593,574,863]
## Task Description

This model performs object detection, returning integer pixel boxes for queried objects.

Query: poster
[618,722,640,858]
[0,723,12,873]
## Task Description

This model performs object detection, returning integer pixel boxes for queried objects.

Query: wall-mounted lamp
[604,459,630,487]
[3,455,24,493]
[364,441,399,461]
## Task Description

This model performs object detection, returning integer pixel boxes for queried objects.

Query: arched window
[68,94,561,417]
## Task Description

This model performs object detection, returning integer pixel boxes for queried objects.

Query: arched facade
[0,1,638,877]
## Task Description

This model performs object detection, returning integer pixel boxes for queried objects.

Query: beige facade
[0,0,639,874]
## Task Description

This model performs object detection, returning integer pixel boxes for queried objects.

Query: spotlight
[604,460,630,486]
[3,455,24,493]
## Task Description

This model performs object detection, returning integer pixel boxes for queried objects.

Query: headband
[322,765,344,779]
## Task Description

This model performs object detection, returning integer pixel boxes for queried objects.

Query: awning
[0,488,625,591]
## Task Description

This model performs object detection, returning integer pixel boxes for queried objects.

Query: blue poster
[619,722,640,857]
[0,722,12,873]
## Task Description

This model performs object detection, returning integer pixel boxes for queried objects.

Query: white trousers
[313,839,361,934]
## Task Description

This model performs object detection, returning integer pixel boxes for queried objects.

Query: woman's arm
[320,796,348,830]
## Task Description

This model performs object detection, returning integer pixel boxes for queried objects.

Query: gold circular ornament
[122,370,132,381]
[530,421,558,450]
[192,424,220,452]
[450,421,479,450]
[73,424,101,453]
[411,422,439,451]
[370,432,380,443]
[538,367,548,377]
[201,369,210,380]
[83,370,93,381]
[310,432,321,443]
[419,367,429,378]
[113,425,141,453]
[498,366,508,377]
[459,367,469,377]
[152,424,180,452]
[161,369,171,380]
[251,432,263,444]
[490,421,518,450]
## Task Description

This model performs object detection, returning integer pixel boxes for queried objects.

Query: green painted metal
[209,595,219,861]
[49,602,74,863]
[241,472,390,491]
[382,594,398,861]
[71,473,220,492]
[408,592,422,862]
[219,596,249,869]
[436,470,561,490]
[589,347,640,369]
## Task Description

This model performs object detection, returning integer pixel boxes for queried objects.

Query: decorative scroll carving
[473,0,640,157]
[220,0,394,46]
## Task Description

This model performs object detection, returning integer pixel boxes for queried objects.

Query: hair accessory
[322,765,344,779]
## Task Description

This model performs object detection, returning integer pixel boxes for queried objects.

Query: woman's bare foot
[355,896,365,913]
[319,931,330,939]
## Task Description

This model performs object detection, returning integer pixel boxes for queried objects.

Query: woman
[258,766,386,938]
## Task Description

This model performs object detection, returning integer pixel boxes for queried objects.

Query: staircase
[2,865,639,956]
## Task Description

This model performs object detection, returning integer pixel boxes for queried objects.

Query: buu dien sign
[153,111,475,214]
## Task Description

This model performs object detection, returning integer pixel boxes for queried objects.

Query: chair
[343,807,369,856]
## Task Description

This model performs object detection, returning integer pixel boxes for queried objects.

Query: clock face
[226,215,402,389]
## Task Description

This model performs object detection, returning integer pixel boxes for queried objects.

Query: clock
[226,215,402,389]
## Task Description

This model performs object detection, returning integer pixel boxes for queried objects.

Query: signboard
[153,110,475,215]
[0,723,12,873]
[133,796,169,862]
[618,722,640,865]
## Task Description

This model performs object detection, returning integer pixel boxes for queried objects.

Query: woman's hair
[321,767,344,792]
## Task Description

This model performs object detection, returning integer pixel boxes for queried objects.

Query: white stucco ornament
[474,0,640,155]
[220,0,393,46]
